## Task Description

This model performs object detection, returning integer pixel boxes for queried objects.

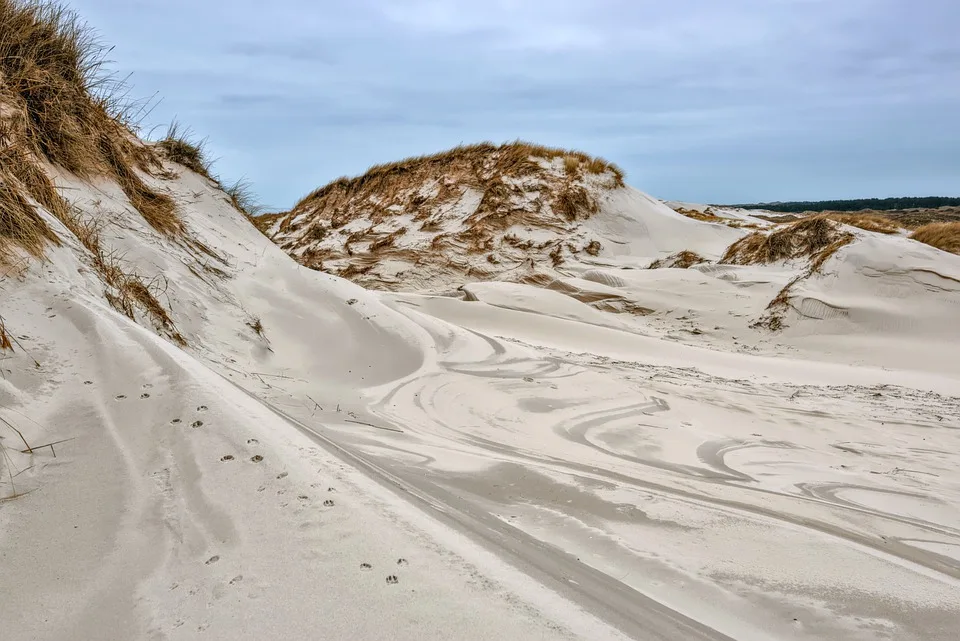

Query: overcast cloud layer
[74,0,959,209]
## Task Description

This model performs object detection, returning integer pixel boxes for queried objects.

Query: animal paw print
[221,455,234,462]
[83,380,93,385]
[115,395,126,400]
[396,558,408,566]
[191,420,203,428]
[323,499,335,507]
[247,438,259,445]
[205,555,220,565]
[229,575,243,585]
[140,393,150,399]
[360,563,372,571]
[385,575,399,585]
[171,418,182,425]
[276,472,288,480]
[251,455,263,463]
[197,405,208,412]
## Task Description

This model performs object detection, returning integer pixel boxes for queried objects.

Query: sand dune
[3,9,960,638]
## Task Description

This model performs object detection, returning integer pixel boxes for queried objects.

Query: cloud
[71,0,960,206]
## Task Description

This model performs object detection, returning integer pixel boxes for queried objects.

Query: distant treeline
[727,197,960,213]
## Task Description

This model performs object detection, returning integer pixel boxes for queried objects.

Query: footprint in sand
[171,418,182,425]
[396,558,409,566]
[247,438,259,445]
[327,487,336,493]
[323,499,335,507]
[140,393,150,399]
[221,455,234,462]
[192,420,203,428]
[197,405,208,412]
[251,455,263,463]
[83,380,93,385]
[229,575,243,585]
[115,395,126,400]
[360,563,373,571]
[142,383,153,389]
[205,555,220,565]
[276,472,288,480]
[386,575,399,585]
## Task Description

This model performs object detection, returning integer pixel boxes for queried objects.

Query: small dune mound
[721,217,854,266]
[909,222,960,255]
[259,141,627,291]
[649,250,707,269]
[723,217,857,332]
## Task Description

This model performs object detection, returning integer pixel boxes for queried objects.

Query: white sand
[2,157,960,640]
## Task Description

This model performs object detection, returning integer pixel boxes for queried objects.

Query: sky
[72,0,959,210]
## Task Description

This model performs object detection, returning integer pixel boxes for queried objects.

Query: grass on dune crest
[295,141,626,209]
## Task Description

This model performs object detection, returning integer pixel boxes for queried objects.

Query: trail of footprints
[123,383,412,628]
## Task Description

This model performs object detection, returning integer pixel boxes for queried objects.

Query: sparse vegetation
[224,178,264,216]
[909,222,960,255]
[156,121,213,179]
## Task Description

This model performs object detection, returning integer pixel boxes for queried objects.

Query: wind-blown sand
[3,149,960,641]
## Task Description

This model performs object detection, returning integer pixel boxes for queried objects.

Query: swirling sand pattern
[312,300,960,641]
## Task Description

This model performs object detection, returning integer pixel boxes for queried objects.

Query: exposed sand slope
[0,162,628,641]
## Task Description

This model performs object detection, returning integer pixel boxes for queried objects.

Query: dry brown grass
[156,122,212,179]
[0,315,11,350]
[673,207,726,223]
[909,222,960,255]
[721,216,854,265]
[0,0,182,251]
[823,212,901,234]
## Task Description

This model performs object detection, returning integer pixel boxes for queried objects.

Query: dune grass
[156,121,213,180]
[909,222,960,255]
[0,0,183,259]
